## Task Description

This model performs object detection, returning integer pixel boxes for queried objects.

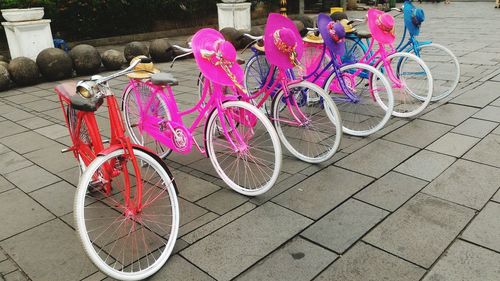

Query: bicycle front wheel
[376,52,433,118]
[324,63,394,136]
[205,101,282,196]
[74,148,179,281]
[272,81,342,163]
[407,43,460,101]
[122,83,172,159]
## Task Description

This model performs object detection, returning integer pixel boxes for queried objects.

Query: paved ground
[1,2,500,281]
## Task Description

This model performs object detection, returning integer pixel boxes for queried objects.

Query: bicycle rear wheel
[75,148,179,281]
[123,83,172,159]
[407,43,460,101]
[205,101,282,196]
[376,52,433,118]
[272,81,342,163]
[324,63,394,136]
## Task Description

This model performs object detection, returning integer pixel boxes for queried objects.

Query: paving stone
[249,173,308,206]
[336,139,418,178]
[422,240,500,281]
[273,166,373,219]
[1,110,34,122]
[179,212,219,237]
[179,198,208,226]
[452,118,498,138]
[30,181,75,216]
[196,188,248,215]
[426,132,481,157]
[15,117,53,130]
[0,121,27,139]
[182,202,256,244]
[473,105,500,122]
[57,166,79,186]
[354,171,428,211]
[383,119,453,148]
[173,170,220,202]
[236,237,338,281]
[4,165,60,193]
[314,242,425,281]
[301,199,388,253]
[0,152,31,174]
[1,219,96,281]
[150,255,215,281]
[0,189,54,240]
[493,189,500,203]
[364,193,475,268]
[491,97,500,107]
[23,146,77,173]
[0,259,17,275]
[33,124,68,140]
[461,202,500,252]
[493,125,500,135]
[420,104,478,126]
[279,157,311,174]
[4,270,29,281]
[451,81,500,108]
[80,271,106,281]
[22,100,59,112]
[181,202,312,281]
[463,134,500,168]
[0,176,15,194]
[0,131,57,155]
[0,143,9,155]
[395,150,456,181]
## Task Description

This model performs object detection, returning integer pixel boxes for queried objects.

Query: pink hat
[367,9,395,45]
[192,28,244,86]
[264,13,304,70]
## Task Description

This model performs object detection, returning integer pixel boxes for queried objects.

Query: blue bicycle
[343,1,460,101]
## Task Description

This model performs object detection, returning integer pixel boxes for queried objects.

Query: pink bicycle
[121,30,282,196]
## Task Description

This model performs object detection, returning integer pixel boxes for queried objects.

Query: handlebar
[306,27,319,32]
[93,56,149,84]
[241,33,263,41]
[171,44,194,68]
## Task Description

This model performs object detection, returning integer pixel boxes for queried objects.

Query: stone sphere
[8,57,40,86]
[69,44,102,75]
[36,48,73,81]
[150,39,173,62]
[0,55,8,63]
[330,12,348,22]
[250,26,264,37]
[124,41,149,62]
[0,61,9,69]
[0,65,11,91]
[293,20,307,37]
[220,27,244,50]
[102,49,124,70]
[292,15,315,28]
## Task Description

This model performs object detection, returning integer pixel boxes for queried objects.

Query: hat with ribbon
[127,56,160,79]
[367,8,396,44]
[192,28,244,87]
[318,13,346,57]
[264,13,304,70]
[403,3,425,36]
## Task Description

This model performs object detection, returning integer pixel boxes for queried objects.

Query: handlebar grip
[140,57,152,64]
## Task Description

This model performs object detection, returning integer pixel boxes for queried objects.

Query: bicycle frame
[56,84,146,210]
[125,78,247,156]
[243,48,312,126]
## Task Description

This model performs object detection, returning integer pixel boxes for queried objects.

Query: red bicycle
[55,57,179,281]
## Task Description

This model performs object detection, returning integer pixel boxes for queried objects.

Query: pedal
[61,147,71,153]
[103,139,110,144]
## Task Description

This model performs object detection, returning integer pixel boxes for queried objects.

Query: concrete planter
[1,8,44,22]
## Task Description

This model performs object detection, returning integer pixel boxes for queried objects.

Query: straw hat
[126,56,159,79]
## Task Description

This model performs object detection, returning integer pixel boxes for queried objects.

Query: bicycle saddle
[55,82,103,112]
[356,31,372,39]
[151,72,179,86]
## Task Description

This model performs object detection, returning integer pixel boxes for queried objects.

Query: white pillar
[2,19,54,60]
[299,0,305,15]
[217,2,252,31]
